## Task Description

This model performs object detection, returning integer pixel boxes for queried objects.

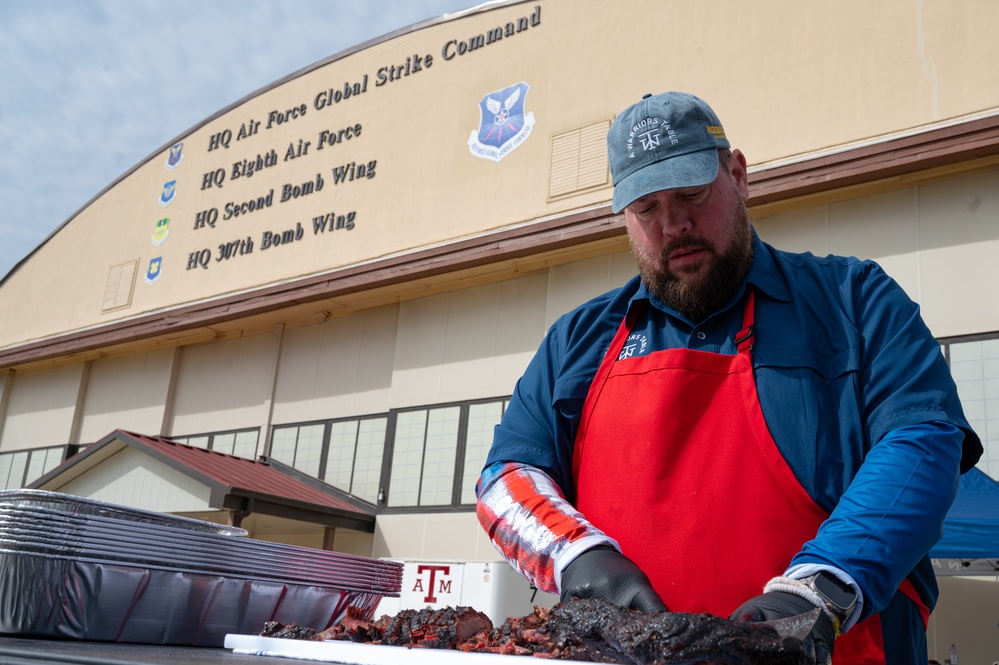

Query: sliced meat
[263,598,807,664]
[379,606,494,649]
[259,621,320,641]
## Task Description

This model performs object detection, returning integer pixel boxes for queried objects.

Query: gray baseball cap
[608,91,730,213]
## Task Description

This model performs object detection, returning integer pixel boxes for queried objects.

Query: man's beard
[634,203,754,323]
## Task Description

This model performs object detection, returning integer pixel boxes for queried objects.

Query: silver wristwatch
[799,571,858,630]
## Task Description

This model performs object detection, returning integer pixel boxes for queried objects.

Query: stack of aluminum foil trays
[0,489,402,647]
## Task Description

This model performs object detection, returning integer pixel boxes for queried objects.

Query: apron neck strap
[735,288,756,353]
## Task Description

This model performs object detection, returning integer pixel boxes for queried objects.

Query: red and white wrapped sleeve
[475,461,616,594]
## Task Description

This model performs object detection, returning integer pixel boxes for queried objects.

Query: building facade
[0,0,997,660]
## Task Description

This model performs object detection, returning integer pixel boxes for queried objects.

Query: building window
[266,397,509,511]
[0,446,67,490]
[214,430,259,457]
[943,335,999,479]
[271,423,325,477]
[461,400,506,504]
[385,397,508,510]
[270,416,388,505]
[325,418,386,505]
[389,406,461,508]
[169,428,259,458]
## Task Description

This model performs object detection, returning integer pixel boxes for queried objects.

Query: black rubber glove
[729,591,835,665]
[559,545,668,613]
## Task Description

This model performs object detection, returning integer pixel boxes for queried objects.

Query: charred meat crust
[259,621,320,641]
[260,598,807,664]
[544,598,805,664]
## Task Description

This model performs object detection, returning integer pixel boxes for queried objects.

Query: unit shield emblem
[468,81,535,162]
[151,217,170,246]
[165,142,184,171]
[159,180,177,207]
[144,257,163,285]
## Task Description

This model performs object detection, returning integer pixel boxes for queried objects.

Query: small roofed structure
[28,429,375,534]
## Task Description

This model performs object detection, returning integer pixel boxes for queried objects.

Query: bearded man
[475,91,981,665]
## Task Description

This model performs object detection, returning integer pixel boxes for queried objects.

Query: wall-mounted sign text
[163,5,542,284]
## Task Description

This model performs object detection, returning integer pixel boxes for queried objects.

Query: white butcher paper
[224,634,595,664]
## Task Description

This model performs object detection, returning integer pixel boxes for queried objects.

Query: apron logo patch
[618,333,649,360]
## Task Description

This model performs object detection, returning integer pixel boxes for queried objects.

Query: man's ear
[728,149,749,202]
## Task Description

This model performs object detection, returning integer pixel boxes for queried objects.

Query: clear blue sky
[0,0,481,280]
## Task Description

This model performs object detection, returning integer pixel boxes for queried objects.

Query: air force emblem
[159,180,176,207]
[468,81,535,162]
[144,257,163,285]
[165,142,184,170]
[151,217,170,246]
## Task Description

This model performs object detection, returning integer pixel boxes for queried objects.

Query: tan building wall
[167,331,278,435]
[929,576,999,664]
[272,306,399,422]
[756,166,999,339]
[78,349,175,443]
[0,364,84,449]
[2,168,997,471]
[8,166,994,449]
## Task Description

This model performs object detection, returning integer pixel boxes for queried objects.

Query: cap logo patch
[706,125,726,139]
[626,117,679,158]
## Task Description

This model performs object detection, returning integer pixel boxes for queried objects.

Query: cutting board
[224,634,594,664]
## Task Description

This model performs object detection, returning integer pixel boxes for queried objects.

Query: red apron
[571,290,916,664]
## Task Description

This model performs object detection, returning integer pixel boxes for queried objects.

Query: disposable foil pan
[0,532,399,594]
[0,549,383,647]
[0,489,247,536]
[0,518,402,595]
[0,505,402,584]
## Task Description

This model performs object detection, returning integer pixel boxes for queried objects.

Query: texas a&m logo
[412,564,453,603]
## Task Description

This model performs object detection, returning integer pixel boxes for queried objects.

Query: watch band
[798,571,858,633]
[764,573,857,635]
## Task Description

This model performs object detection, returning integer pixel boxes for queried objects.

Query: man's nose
[658,202,691,236]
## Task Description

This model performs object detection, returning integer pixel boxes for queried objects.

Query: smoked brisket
[261,598,808,664]
[538,598,806,664]
[321,605,493,649]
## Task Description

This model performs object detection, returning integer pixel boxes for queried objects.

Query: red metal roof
[122,430,364,512]
[31,429,375,529]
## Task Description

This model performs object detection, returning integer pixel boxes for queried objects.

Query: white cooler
[374,559,558,625]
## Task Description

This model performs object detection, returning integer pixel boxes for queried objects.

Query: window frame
[167,427,260,458]
[0,444,73,490]
[939,331,999,479]
[380,396,509,514]
[269,413,392,506]
[266,396,510,514]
